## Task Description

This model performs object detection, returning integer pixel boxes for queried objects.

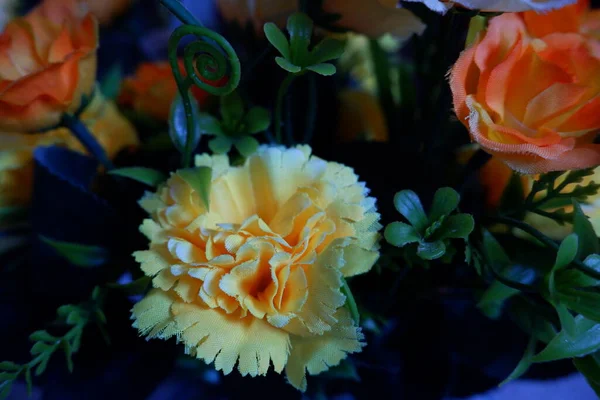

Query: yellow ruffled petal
[285,308,365,391]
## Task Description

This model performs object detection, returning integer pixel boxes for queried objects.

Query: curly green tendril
[161,0,241,167]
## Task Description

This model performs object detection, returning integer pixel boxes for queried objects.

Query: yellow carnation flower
[0,90,139,207]
[131,146,381,391]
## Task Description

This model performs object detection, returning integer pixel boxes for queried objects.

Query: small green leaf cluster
[503,168,600,225]
[40,236,109,268]
[384,188,475,262]
[196,91,270,157]
[0,288,106,399]
[474,199,600,393]
[264,12,345,76]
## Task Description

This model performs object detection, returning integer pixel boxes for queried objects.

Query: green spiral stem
[160,0,242,167]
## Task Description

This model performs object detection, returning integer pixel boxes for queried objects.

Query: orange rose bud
[0,0,99,132]
[119,60,227,121]
[450,13,600,174]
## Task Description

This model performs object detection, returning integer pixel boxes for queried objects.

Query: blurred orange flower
[119,60,226,121]
[450,13,600,174]
[0,0,98,132]
[0,91,139,207]
[337,89,388,143]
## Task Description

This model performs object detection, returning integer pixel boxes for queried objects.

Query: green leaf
[555,303,577,338]
[0,362,19,372]
[275,57,302,73]
[549,234,579,298]
[234,136,260,157]
[208,136,233,154]
[24,367,32,396]
[429,187,460,223]
[100,63,122,100]
[177,167,212,210]
[555,234,579,270]
[341,278,360,326]
[384,222,420,248]
[500,335,536,386]
[533,316,600,362]
[574,354,600,397]
[220,91,245,123]
[482,229,511,266]
[557,287,600,322]
[393,190,428,232]
[63,341,73,373]
[169,92,202,154]
[417,240,446,260]
[29,331,58,343]
[306,63,336,76]
[107,276,151,295]
[287,12,313,66]
[437,214,474,240]
[57,305,77,319]
[39,236,108,268]
[243,107,271,134]
[108,167,167,188]
[197,113,223,135]
[573,200,599,258]
[309,37,345,65]
[35,355,50,376]
[264,23,290,59]
[30,342,51,355]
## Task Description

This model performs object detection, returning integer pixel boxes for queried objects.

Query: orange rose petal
[450,45,479,122]
[556,95,600,132]
[47,26,75,63]
[523,83,588,129]
[522,0,585,37]
[503,144,600,173]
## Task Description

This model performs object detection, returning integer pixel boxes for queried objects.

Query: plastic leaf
[500,335,536,386]
[429,187,460,223]
[264,23,290,59]
[573,200,600,258]
[29,331,58,343]
[482,229,511,266]
[169,93,202,154]
[243,107,271,134]
[556,303,577,338]
[437,214,474,240]
[108,167,167,187]
[557,288,600,322]
[177,167,212,210]
[39,236,109,268]
[197,113,223,135]
[220,91,245,123]
[287,12,313,65]
[574,354,600,397]
[0,362,19,372]
[584,254,600,274]
[306,63,336,76]
[209,136,233,154]
[309,37,345,65]
[477,265,535,319]
[533,316,600,362]
[275,57,302,73]
[549,234,579,298]
[63,341,73,373]
[25,367,32,396]
[384,222,420,247]
[417,240,446,260]
[107,276,151,295]
[393,190,428,232]
[234,136,260,157]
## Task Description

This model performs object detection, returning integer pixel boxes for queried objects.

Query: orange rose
[522,0,600,40]
[450,13,600,174]
[0,0,98,132]
[119,60,226,121]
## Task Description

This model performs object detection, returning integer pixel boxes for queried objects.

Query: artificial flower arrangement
[1,0,600,398]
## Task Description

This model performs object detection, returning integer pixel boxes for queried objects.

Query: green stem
[61,114,114,170]
[180,88,196,168]
[275,74,296,144]
[341,278,360,326]
[492,216,600,280]
[160,0,203,26]
[304,74,317,144]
